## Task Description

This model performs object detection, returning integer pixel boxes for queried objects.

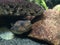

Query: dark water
[45,0,60,8]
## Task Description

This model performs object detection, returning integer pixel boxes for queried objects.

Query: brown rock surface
[28,9,60,45]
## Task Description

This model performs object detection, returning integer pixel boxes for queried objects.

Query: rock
[11,20,32,34]
[45,0,60,8]
[28,9,60,45]
[0,27,14,40]
[0,37,47,45]
[53,4,60,11]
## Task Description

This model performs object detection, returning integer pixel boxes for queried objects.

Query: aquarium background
[0,0,60,45]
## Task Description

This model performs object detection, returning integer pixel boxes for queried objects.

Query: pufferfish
[11,20,32,34]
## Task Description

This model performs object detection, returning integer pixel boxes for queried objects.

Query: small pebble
[0,27,14,40]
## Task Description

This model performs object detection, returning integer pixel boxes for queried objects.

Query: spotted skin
[11,20,31,34]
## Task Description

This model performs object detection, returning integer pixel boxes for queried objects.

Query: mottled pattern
[11,20,31,34]
[0,0,44,17]
[29,9,60,45]
[0,0,44,28]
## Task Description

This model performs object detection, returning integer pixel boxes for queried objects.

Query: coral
[28,9,60,45]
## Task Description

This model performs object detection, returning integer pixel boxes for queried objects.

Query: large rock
[28,9,60,45]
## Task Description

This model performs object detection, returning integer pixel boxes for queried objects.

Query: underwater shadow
[14,29,53,45]
[28,37,53,45]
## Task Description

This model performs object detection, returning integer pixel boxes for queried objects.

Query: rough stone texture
[0,37,48,45]
[0,0,44,17]
[0,27,48,45]
[29,9,60,45]
[53,4,60,11]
